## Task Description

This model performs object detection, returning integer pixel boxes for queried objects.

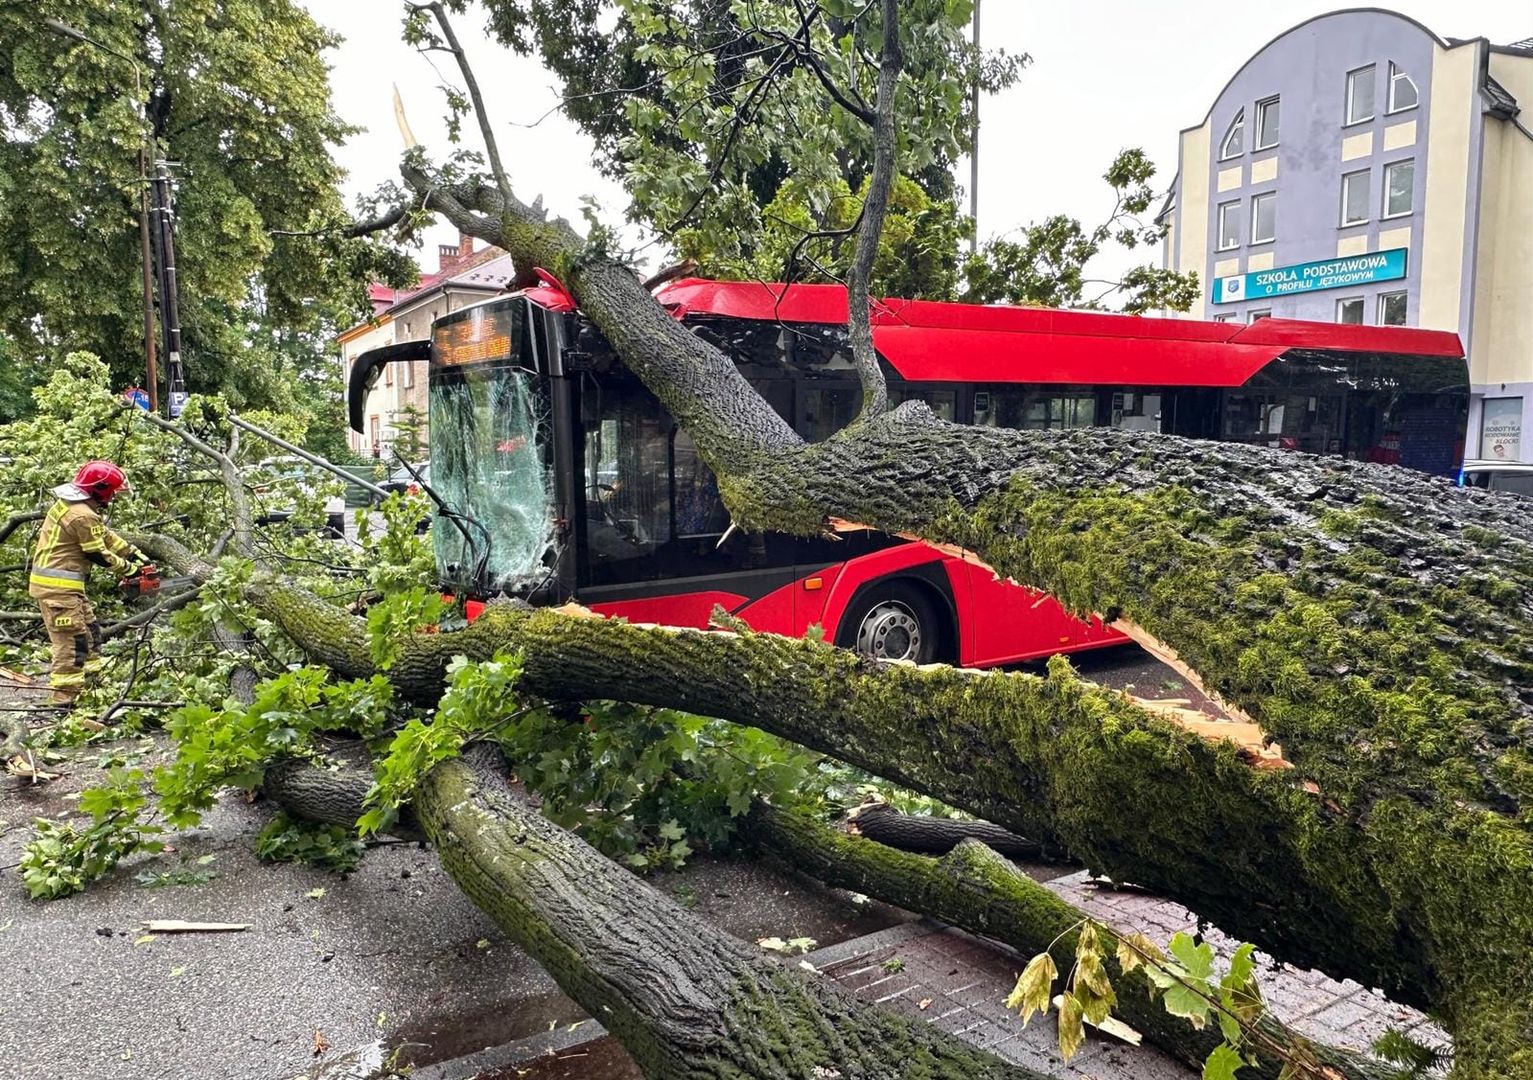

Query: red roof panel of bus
[648,278,1464,387]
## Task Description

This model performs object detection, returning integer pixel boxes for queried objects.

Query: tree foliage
[0,0,415,419]
[448,0,1019,293]
[961,149,1199,313]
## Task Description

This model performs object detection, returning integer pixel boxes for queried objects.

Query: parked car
[252,457,347,538]
[1460,460,1533,497]
[377,462,430,501]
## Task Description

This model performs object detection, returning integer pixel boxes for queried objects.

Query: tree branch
[844,0,901,425]
[419,2,515,212]
[131,410,252,557]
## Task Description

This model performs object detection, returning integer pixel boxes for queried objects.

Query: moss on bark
[413,746,1036,1079]
[746,802,1394,1080]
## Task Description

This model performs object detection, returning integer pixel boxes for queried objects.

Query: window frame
[1250,191,1277,246]
[1216,199,1243,251]
[1336,297,1365,325]
[1382,158,1415,219]
[1387,61,1419,114]
[1254,96,1281,150]
[1213,313,1239,323]
[1378,291,1408,326]
[1219,109,1246,161]
[1345,65,1376,126]
[1248,309,1272,323]
[1340,169,1371,226]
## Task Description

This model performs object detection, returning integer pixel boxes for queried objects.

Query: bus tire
[837,581,945,665]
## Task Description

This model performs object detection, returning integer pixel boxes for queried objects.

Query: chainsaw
[118,564,197,603]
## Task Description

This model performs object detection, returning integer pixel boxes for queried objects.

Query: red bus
[348,275,1468,667]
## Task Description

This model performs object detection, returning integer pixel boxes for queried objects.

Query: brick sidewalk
[805,869,1450,1078]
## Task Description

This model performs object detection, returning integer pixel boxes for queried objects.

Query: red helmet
[73,461,129,503]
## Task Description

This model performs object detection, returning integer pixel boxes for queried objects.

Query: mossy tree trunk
[377,151,1533,1073]
[278,745,1036,1080]
[142,520,1531,1076]
[745,801,1394,1080]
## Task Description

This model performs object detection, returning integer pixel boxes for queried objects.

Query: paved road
[0,672,907,1080]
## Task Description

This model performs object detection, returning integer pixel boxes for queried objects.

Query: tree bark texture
[410,746,1037,1079]
[842,802,1045,860]
[137,523,1529,1076]
[746,801,1393,1080]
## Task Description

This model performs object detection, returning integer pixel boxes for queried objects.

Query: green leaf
[1202,1042,1244,1080]
[1169,932,1215,981]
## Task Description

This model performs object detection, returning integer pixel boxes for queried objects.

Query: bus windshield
[429,302,555,593]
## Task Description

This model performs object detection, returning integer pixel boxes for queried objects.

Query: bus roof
[642,278,1466,389]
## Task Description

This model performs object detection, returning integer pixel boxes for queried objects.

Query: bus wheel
[843,583,941,664]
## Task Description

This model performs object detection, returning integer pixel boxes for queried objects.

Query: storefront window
[1480,398,1523,461]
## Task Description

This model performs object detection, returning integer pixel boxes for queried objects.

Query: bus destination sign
[1213,248,1408,304]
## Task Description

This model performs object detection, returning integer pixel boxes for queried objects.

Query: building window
[1250,192,1276,244]
[1340,170,1370,225]
[1337,297,1364,324]
[383,362,393,387]
[1388,62,1419,113]
[1345,65,1375,125]
[1378,291,1408,326]
[402,361,415,389]
[1217,200,1242,250]
[1214,313,1238,323]
[1383,159,1414,217]
[1220,110,1245,159]
[1481,397,1523,460]
[1254,97,1280,149]
[1249,309,1271,322]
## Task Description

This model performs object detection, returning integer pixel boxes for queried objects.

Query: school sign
[1213,249,1408,304]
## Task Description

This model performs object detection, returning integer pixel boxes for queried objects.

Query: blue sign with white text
[1213,248,1408,304]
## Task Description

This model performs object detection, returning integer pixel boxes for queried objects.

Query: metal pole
[969,0,981,255]
[152,163,186,416]
[134,67,157,413]
[225,415,392,500]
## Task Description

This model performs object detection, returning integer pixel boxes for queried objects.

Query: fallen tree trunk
[275,744,1039,1079]
[138,531,1526,1075]
[746,800,1393,1080]
[843,801,1045,860]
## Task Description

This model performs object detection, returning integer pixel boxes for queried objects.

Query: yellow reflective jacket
[28,499,147,595]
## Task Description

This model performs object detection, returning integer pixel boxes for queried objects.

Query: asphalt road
[0,694,907,1080]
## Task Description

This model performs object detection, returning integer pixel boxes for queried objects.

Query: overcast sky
[306,0,1531,289]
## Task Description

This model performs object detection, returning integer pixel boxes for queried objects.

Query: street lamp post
[43,18,159,413]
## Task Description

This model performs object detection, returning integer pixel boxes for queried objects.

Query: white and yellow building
[339,234,514,459]
[1158,11,1533,461]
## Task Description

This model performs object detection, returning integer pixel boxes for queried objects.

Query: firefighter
[27,461,155,705]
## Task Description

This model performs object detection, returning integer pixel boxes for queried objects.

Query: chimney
[436,231,476,273]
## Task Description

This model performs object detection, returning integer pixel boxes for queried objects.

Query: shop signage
[1213,248,1408,304]
[1480,398,1523,461]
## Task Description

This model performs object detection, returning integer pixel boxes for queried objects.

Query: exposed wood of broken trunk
[142,517,1529,1076]
[388,166,1532,1070]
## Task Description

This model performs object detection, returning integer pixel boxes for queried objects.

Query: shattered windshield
[429,303,556,594]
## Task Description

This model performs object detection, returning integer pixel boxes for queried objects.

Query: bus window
[1110,391,1162,433]
[1223,392,1343,454]
[673,429,729,537]
[891,387,957,421]
[974,388,1096,430]
[799,383,862,441]
[584,391,670,577]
